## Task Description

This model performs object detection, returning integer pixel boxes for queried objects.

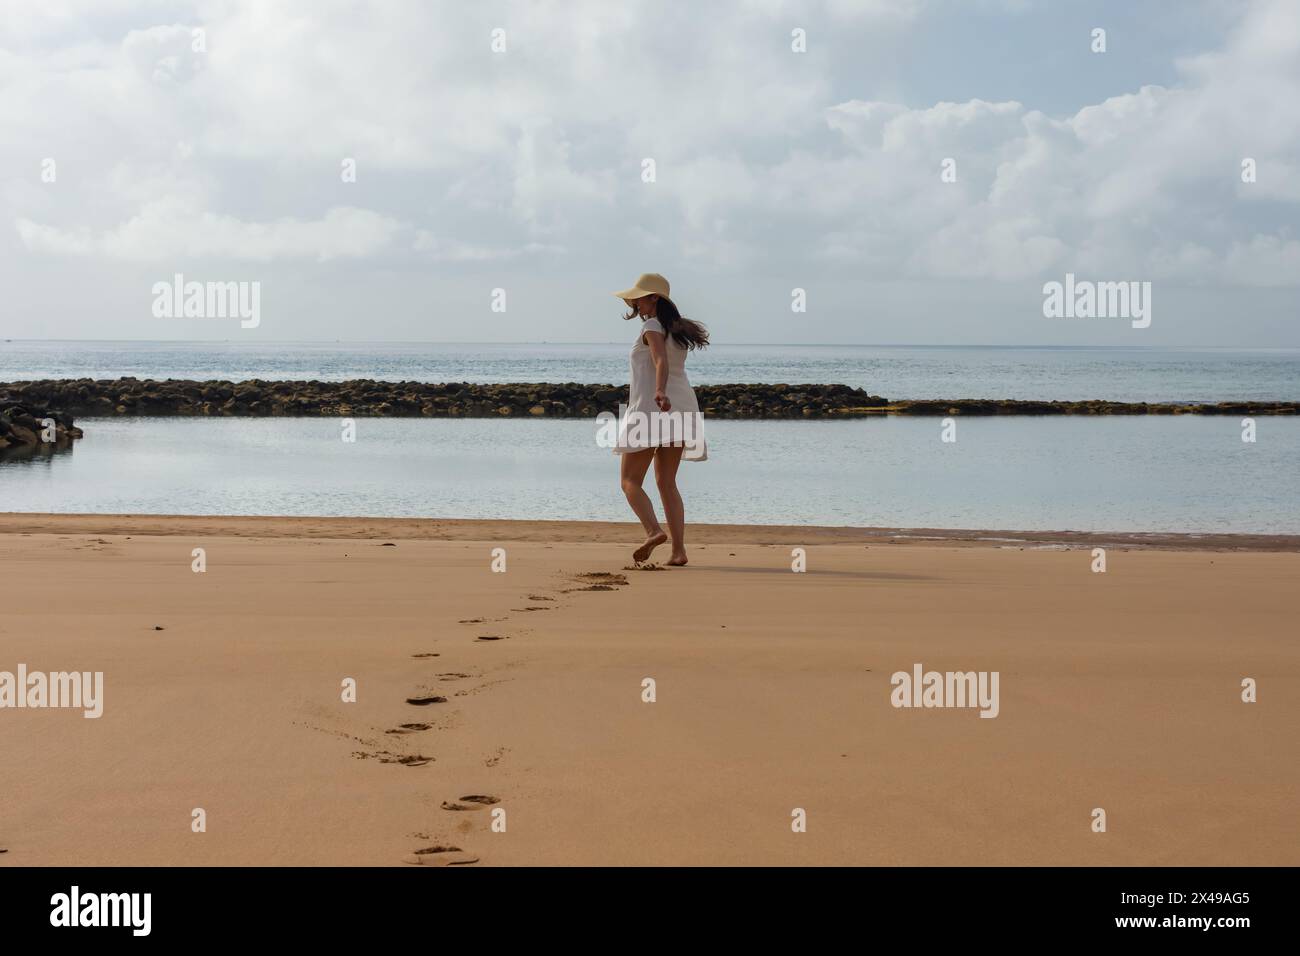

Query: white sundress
[613,316,707,462]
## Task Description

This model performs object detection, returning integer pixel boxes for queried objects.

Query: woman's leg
[620,448,667,561]
[653,445,688,565]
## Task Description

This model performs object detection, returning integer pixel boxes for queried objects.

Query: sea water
[3,415,1296,533]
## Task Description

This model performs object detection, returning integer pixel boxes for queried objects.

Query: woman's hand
[655,389,671,412]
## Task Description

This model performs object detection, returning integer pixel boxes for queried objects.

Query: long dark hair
[624,296,709,350]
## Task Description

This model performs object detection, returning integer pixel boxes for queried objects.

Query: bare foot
[633,530,668,563]
[666,552,688,566]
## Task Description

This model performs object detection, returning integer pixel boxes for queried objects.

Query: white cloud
[16,200,402,261]
[1,0,1297,345]
[800,0,1300,285]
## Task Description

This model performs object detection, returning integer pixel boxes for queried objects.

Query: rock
[0,400,84,449]
[1,379,1295,422]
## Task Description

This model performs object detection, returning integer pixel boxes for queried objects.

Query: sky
[1,0,1297,346]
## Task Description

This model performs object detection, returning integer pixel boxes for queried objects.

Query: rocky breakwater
[0,379,889,420]
[0,402,83,452]
[1,380,1295,423]
[883,399,1300,416]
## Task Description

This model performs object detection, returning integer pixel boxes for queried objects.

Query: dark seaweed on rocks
[0,379,889,420]
[881,399,1298,416]
[0,401,83,452]
[0,380,1295,429]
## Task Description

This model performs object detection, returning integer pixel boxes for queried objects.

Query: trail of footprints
[385,566,631,865]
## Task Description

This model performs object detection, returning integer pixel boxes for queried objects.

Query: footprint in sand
[458,618,486,624]
[475,635,506,642]
[353,750,434,767]
[437,672,472,680]
[391,755,433,767]
[386,723,432,734]
[511,606,551,611]
[411,652,440,658]
[526,595,556,601]
[406,695,447,705]
[575,572,628,585]
[563,571,629,592]
[441,794,500,811]
[402,845,479,866]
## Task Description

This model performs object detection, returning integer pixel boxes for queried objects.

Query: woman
[611,272,709,566]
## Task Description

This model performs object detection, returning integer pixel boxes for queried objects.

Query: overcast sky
[2,0,1297,346]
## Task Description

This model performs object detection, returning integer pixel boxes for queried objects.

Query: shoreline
[4,513,1298,552]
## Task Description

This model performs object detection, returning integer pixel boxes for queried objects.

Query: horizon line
[4,339,1300,352]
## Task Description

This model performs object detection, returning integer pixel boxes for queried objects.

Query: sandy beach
[1,514,1296,866]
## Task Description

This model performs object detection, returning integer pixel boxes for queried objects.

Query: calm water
[3,340,1299,402]
[4,416,1296,533]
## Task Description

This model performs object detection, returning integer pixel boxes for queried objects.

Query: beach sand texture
[1,515,1296,866]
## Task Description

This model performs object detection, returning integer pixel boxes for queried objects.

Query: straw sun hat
[612,272,674,306]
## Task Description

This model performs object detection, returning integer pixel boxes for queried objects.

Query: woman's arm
[644,330,671,411]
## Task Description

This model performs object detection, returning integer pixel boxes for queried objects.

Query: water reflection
[1,415,1297,532]
[0,440,77,466]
